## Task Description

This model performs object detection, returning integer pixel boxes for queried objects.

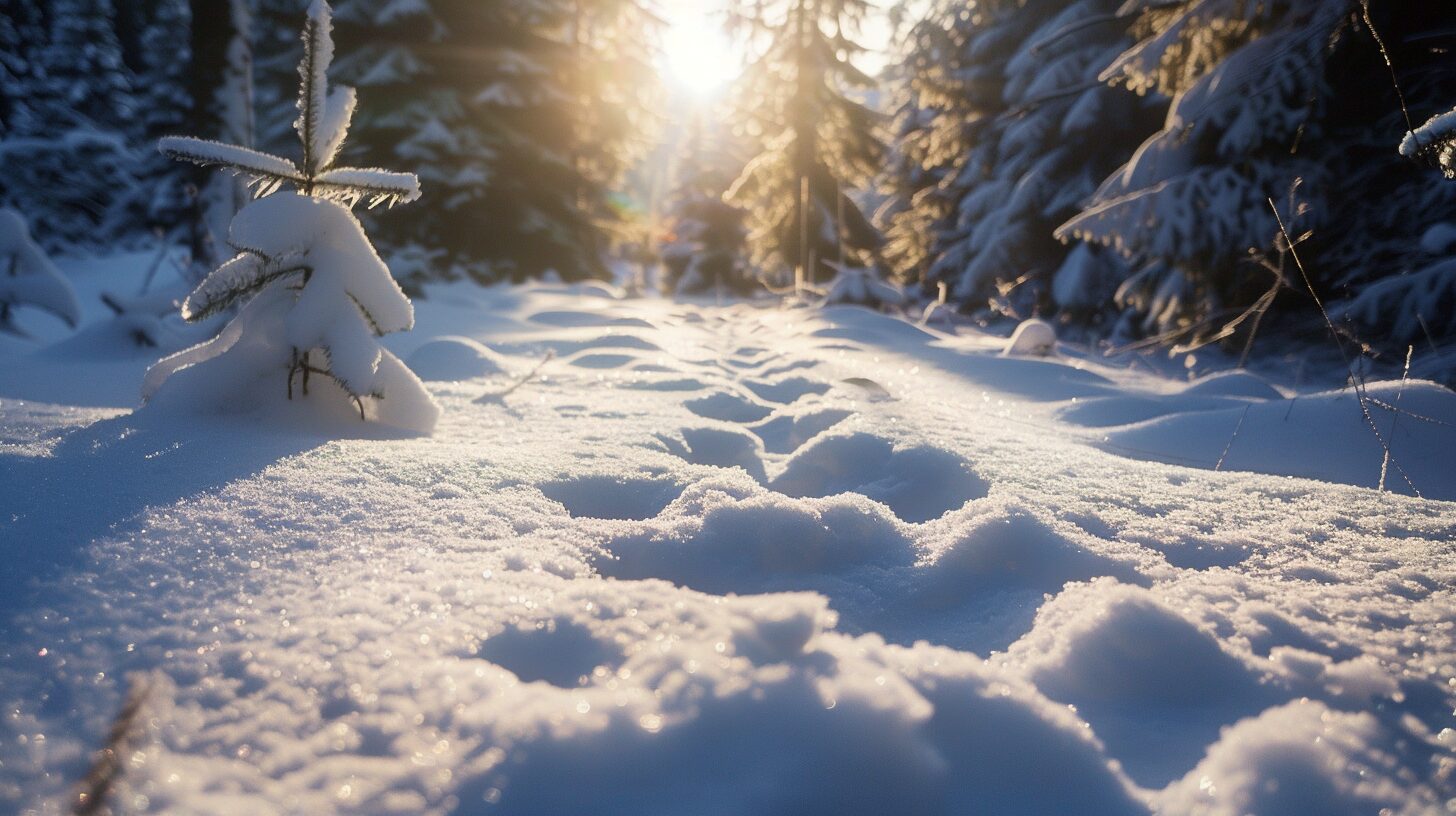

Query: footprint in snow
[474,619,622,687]
[769,432,989,523]
[741,375,832,405]
[685,390,775,423]
[539,474,684,521]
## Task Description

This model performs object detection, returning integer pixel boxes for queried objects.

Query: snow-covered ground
[2,255,1455,814]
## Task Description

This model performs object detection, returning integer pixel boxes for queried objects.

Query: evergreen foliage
[334,0,661,284]
[884,0,1155,320]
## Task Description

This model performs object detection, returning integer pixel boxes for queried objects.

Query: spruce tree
[114,0,195,240]
[1326,1,1456,353]
[726,0,886,294]
[147,0,438,433]
[660,110,752,296]
[0,0,139,249]
[959,0,1152,319]
[0,0,44,139]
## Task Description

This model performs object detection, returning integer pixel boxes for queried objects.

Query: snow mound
[600,481,915,593]
[1020,582,1282,785]
[1102,380,1456,499]
[1002,318,1056,357]
[915,506,1145,609]
[405,335,508,381]
[1158,700,1433,815]
[1182,369,1284,400]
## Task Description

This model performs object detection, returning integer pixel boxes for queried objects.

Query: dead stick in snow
[476,350,556,403]
[1268,198,1420,497]
[1215,404,1251,472]
[72,674,153,816]
[1379,346,1413,492]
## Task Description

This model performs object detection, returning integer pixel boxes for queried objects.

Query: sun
[659,10,738,96]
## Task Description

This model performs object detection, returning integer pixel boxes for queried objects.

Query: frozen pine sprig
[144,0,438,434]
[1400,107,1456,178]
[159,0,420,209]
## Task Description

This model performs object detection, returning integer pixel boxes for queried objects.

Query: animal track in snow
[567,352,640,369]
[620,377,715,392]
[526,309,654,329]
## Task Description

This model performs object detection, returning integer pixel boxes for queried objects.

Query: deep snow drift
[1,255,1455,815]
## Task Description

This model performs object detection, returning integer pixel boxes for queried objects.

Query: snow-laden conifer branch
[314,167,422,208]
[159,137,304,186]
[1400,107,1456,178]
[180,253,309,322]
[0,208,82,334]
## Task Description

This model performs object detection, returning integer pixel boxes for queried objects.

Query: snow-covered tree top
[159,0,420,210]
[0,207,81,331]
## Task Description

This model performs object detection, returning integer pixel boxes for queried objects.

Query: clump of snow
[405,336,508,381]
[1159,700,1429,815]
[1002,318,1056,357]
[1182,369,1283,400]
[769,432,989,523]
[0,208,81,336]
[1419,221,1456,254]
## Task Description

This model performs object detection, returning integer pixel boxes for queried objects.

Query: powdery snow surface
[2,270,1456,814]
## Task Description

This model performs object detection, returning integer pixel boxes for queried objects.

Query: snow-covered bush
[143,0,438,434]
[821,263,906,310]
[0,208,80,337]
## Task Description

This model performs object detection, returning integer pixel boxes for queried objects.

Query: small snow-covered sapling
[0,208,81,338]
[820,262,906,310]
[144,0,438,432]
